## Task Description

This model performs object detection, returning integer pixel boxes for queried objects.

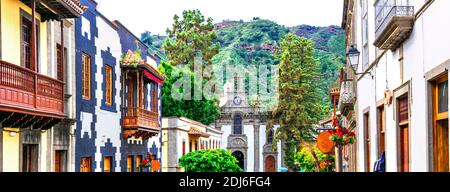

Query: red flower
[348,132,356,137]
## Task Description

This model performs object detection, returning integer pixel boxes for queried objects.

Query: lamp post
[344,45,364,172]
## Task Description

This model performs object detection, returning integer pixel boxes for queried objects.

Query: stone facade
[216,76,283,172]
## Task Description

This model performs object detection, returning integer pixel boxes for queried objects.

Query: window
[361,0,368,16]
[182,141,186,155]
[21,16,32,70]
[82,53,91,99]
[127,156,134,172]
[152,84,158,112]
[397,95,409,172]
[80,157,92,172]
[136,155,142,172]
[267,129,274,144]
[433,76,449,172]
[105,65,113,105]
[361,0,369,69]
[362,18,369,68]
[189,141,193,152]
[56,44,64,81]
[195,141,198,151]
[103,156,112,172]
[55,150,67,172]
[233,114,243,135]
[377,106,386,159]
[363,112,370,172]
[234,76,239,94]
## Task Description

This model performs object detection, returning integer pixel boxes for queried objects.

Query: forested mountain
[142,18,346,115]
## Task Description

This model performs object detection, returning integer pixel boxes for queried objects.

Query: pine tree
[163,9,219,69]
[268,34,323,169]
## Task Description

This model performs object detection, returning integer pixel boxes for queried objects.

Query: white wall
[93,16,123,172]
[221,125,232,150]
[243,125,254,172]
[354,0,450,172]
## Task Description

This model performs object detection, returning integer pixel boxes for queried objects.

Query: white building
[215,77,283,172]
[161,117,223,172]
[342,0,449,172]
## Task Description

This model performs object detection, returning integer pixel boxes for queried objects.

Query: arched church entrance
[232,151,245,170]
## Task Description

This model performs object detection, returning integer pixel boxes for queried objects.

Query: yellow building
[161,117,223,172]
[0,0,85,172]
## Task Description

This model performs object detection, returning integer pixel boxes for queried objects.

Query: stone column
[253,123,260,172]
[281,140,286,168]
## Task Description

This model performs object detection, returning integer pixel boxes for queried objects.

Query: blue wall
[75,0,163,172]
[75,0,99,172]
[116,23,160,172]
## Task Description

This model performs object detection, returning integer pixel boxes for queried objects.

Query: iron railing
[375,6,414,39]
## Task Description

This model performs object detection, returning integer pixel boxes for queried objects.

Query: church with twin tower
[216,74,284,172]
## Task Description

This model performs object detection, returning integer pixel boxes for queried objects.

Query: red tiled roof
[62,0,88,14]
[188,127,210,138]
[120,50,166,81]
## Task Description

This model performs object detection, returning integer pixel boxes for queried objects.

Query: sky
[97,0,343,36]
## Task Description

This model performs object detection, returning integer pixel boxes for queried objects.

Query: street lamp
[347,45,360,72]
[347,45,371,76]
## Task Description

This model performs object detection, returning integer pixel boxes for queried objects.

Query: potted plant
[329,115,356,146]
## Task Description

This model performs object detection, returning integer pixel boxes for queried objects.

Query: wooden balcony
[374,6,414,50]
[0,60,64,129]
[122,107,160,140]
[20,0,87,21]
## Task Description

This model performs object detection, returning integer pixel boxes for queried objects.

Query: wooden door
[232,151,245,170]
[264,156,276,172]
[22,144,38,172]
[398,95,409,172]
[364,113,370,172]
[433,76,449,172]
[55,150,62,172]
[400,125,409,172]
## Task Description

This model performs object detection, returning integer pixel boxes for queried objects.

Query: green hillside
[142,18,346,114]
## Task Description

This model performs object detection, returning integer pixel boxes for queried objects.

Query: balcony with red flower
[120,50,165,140]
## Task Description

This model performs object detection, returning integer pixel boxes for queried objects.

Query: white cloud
[97,0,343,36]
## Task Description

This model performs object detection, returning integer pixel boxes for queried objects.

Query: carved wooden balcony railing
[20,0,87,21]
[374,5,414,50]
[0,60,64,119]
[122,107,160,139]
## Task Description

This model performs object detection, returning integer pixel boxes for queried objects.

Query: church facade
[216,78,283,172]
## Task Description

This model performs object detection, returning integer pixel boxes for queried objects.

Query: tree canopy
[163,9,220,68]
[160,10,221,125]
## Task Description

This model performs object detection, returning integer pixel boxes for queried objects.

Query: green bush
[294,147,335,172]
[179,149,242,172]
